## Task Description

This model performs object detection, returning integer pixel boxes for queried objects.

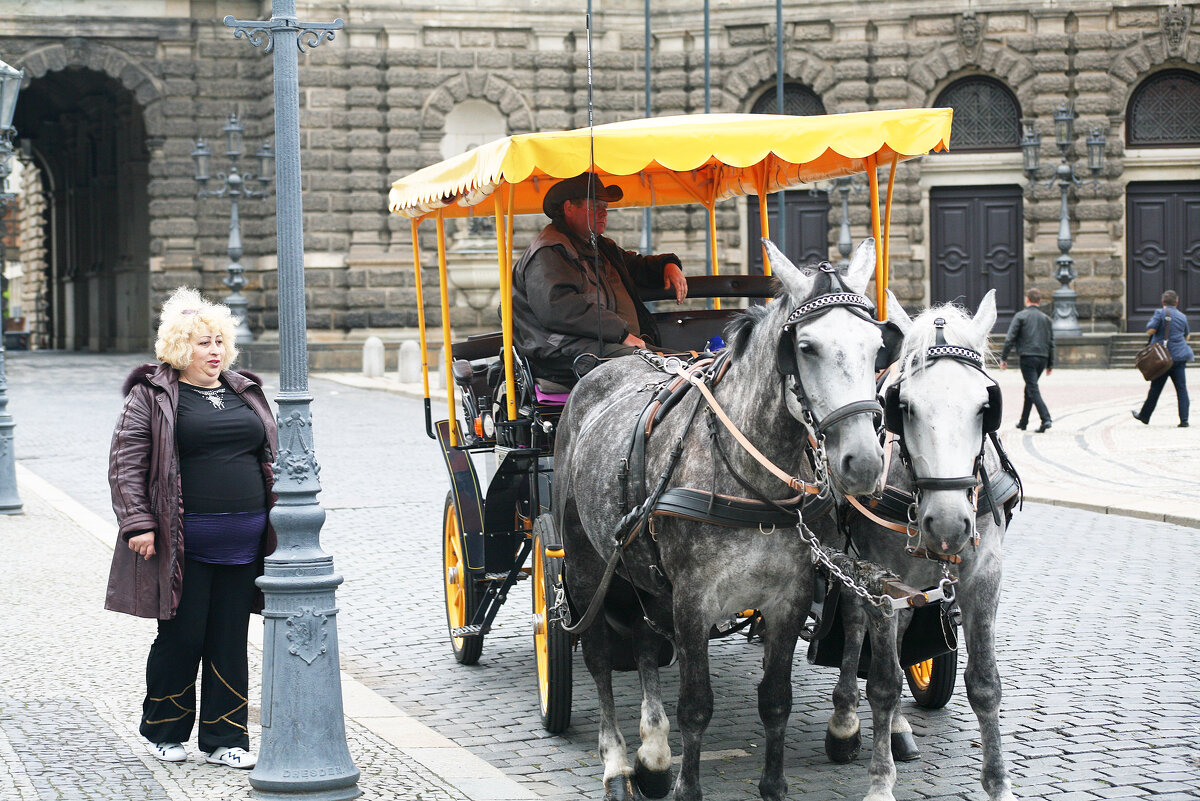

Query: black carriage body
[440,274,778,575]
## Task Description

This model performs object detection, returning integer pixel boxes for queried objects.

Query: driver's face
[563,198,608,238]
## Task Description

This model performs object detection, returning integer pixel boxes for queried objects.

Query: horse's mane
[724,303,771,358]
[900,302,990,372]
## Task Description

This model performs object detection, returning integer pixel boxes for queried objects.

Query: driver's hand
[622,333,646,348]
[663,262,688,304]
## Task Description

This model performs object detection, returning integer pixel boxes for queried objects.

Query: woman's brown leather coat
[105,363,278,619]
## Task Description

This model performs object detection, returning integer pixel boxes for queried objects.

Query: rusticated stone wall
[2,0,1198,348]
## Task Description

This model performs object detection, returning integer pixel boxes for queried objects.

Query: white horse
[822,290,1019,801]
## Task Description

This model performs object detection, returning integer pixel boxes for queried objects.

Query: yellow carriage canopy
[388,108,953,220]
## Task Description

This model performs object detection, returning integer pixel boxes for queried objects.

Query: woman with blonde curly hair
[105,286,277,769]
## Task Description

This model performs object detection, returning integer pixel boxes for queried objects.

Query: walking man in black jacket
[1001,288,1055,432]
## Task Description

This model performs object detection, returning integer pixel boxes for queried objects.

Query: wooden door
[1126,182,1200,329]
[747,190,830,274]
[930,186,1023,330]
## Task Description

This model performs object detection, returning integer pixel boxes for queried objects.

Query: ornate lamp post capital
[1022,104,1107,337]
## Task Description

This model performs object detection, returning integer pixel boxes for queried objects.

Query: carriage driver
[512,172,688,387]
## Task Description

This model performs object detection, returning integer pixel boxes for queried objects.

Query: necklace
[188,385,226,410]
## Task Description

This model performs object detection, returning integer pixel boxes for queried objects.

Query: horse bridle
[882,318,1003,533]
[775,262,886,442]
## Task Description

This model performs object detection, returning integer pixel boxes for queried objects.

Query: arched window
[750,83,826,116]
[440,99,506,160]
[1127,70,1200,147]
[934,77,1021,151]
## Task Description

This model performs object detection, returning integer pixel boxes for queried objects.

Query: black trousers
[1018,355,1051,426]
[140,559,257,752]
[1138,360,1189,424]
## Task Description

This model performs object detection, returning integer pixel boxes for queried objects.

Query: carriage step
[451,625,484,638]
[483,571,529,582]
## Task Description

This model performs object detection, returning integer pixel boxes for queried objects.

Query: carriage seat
[533,377,571,406]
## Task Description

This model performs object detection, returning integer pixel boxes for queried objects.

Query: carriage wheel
[443,492,483,665]
[905,650,957,709]
[532,515,572,733]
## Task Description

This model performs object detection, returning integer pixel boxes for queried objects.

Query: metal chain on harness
[793,514,896,615]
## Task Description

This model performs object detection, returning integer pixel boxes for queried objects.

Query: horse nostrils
[920,511,973,555]
[835,449,884,495]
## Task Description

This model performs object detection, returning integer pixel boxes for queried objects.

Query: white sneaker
[151,742,187,762]
[206,746,256,769]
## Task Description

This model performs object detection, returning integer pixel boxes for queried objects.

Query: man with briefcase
[1132,290,1193,428]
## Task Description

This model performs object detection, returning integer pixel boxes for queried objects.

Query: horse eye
[796,341,816,355]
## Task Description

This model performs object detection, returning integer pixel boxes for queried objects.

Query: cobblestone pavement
[6,352,1200,801]
[0,476,471,801]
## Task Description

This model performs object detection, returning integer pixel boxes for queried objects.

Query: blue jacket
[1147,306,1194,363]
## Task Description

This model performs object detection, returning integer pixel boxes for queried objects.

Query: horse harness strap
[667,359,823,496]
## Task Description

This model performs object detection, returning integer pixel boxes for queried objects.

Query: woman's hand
[128,531,156,560]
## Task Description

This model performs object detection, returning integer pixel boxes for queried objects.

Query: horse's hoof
[825,729,861,763]
[634,759,673,799]
[603,775,635,801]
[890,731,920,762]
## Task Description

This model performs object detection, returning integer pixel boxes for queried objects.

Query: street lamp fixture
[832,175,863,269]
[1020,104,1106,336]
[192,111,274,345]
[0,56,22,514]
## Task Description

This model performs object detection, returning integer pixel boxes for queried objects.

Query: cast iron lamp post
[1020,104,1106,336]
[832,176,862,269]
[192,111,274,346]
[224,4,358,799]
[0,56,24,514]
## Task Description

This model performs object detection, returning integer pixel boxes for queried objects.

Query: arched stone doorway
[15,67,150,351]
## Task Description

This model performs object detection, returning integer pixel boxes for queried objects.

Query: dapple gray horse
[822,291,1018,801]
[554,239,907,801]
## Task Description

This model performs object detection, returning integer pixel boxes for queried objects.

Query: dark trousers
[140,559,257,752]
[1138,360,1189,424]
[1018,355,1052,426]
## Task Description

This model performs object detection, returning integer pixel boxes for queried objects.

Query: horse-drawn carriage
[388,108,1022,801]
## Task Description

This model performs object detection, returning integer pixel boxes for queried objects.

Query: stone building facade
[2,0,1198,353]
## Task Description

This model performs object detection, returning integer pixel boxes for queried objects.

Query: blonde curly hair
[154,287,239,371]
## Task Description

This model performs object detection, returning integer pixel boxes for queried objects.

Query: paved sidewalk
[1,465,540,801]
[320,364,1200,528]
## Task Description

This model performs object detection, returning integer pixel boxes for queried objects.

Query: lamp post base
[1051,284,1083,336]
[226,291,255,346]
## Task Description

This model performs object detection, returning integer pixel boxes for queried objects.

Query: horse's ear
[885,289,913,336]
[762,238,816,300]
[972,289,999,346]
[843,237,877,295]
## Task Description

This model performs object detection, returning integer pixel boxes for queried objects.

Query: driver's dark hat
[542,172,623,218]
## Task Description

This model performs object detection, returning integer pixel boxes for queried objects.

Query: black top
[176,377,268,513]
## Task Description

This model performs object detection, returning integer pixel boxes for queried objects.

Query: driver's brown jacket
[512,222,678,380]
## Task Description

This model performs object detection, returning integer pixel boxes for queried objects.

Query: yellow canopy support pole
[495,187,517,422]
[435,214,457,445]
[410,218,431,400]
[757,202,771,275]
[708,203,721,311]
[882,155,898,318]
[501,183,516,419]
[866,154,885,321]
